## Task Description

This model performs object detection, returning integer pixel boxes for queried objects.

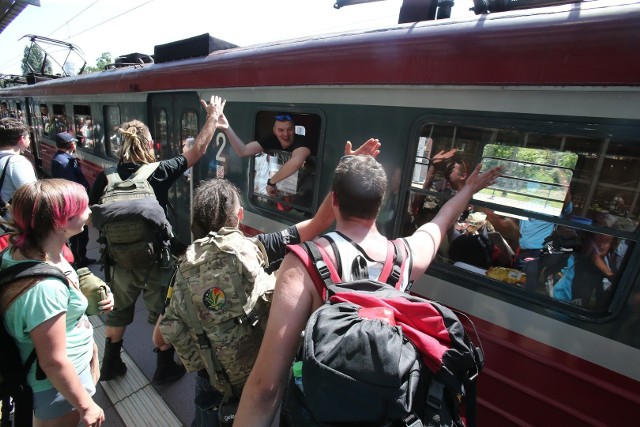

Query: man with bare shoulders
[233,151,501,426]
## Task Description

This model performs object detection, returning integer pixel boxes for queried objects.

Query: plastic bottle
[292,361,304,393]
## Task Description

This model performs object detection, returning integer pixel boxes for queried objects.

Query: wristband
[267,179,276,187]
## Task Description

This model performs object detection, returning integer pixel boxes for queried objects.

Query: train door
[149,92,201,246]
[22,97,42,170]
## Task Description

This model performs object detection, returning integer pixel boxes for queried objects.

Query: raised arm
[183,95,226,168]
[216,112,264,158]
[234,253,321,427]
[405,163,501,280]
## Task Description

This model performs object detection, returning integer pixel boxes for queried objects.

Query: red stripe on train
[5,4,640,98]
[464,315,639,425]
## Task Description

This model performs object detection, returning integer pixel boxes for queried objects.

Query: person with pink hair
[1,179,113,427]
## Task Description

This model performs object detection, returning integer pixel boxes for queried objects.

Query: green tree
[21,44,52,75]
[83,52,112,73]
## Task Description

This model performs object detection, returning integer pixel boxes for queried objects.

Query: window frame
[402,112,640,322]
[246,109,324,220]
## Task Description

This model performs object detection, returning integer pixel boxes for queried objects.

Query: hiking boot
[100,338,127,381]
[152,346,186,385]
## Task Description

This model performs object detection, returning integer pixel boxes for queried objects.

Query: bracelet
[267,179,276,187]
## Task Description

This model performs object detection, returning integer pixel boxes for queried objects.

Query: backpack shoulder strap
[0,260,69,310]
[0,261,68,289]
[0,155,12,193]
[105,162,160,188]
[324,231,405,288]
[377,240,403,288]
[132,162,160,181]
[104,166,122,188]
[287,241,341,300]
[0,258,69,382]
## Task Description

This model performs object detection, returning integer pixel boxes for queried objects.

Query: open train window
[73,105,96,151]
[39,104,51,137]
[46,104,68,137]
[249,111,321,218]
[405,123,638,314]
[476,145,577,217]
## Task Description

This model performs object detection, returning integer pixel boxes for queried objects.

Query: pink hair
[10,179,88,254]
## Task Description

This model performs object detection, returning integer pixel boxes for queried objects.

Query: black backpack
[536,228,582,296]
[0,153,15,219]
[282,240,484,427]
[0,258,68,427]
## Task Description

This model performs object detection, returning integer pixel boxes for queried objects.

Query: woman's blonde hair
[118,120,155,164]
[9,179,88,258]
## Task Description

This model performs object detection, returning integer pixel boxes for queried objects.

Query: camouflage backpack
[97,163,169,270]
[159,227,275,401]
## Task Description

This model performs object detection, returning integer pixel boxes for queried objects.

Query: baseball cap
[55,132,77,146]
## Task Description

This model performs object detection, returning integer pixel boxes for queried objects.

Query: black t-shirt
[258,135,314,156]
[256,225,300,273]
[89,156,188,211]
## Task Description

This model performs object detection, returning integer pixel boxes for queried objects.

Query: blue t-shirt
[2,253,93,392]
[519,201,573,250]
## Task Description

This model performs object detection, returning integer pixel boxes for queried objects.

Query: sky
[0,0,476,76]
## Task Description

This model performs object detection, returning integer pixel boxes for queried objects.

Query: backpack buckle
[467,364,480,381]
[315,260,331,281]
[403,412,424,427]
[236,310,259,327]
[196,333,211,350]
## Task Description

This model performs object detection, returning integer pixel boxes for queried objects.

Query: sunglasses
[339,155,355,164]
[275,114,293,122]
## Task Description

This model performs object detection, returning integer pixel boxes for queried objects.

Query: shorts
[105,264,168,326]
[33,364,95,420]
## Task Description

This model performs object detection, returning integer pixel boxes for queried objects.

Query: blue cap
[55,132,77,146]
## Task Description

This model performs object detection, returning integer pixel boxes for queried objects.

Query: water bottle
[292,361,304,393]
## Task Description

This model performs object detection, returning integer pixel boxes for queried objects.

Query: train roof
[2,0,640,97]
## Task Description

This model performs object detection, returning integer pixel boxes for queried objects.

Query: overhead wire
[65,1,155,40]
[47,0,102,38]
[1,0,155,74]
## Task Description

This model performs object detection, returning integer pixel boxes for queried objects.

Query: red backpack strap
[377,239,406,289]
[286,241,341,300]
[377,241,396,285]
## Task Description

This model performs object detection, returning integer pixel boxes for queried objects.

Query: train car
[2,0,639,424]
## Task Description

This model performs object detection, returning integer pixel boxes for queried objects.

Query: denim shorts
[33,365,96,420]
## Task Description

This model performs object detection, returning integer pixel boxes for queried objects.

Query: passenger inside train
[405,124,637,311]
[218,110,316,207]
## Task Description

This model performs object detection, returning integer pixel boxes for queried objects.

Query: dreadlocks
[118,120,155,164]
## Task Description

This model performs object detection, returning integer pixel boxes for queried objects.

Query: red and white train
[2,0,639,424]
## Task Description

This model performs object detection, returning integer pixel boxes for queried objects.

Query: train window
[477,145,577,217]
[249,111,320,218]
[405,123,638,313]
[73,105,95,150]
[153,109,168,161]
[38,104,51,137]
[105,106,121,158]
[50,104,68,136]
[180,110,198,154]
[1,101,23,122]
